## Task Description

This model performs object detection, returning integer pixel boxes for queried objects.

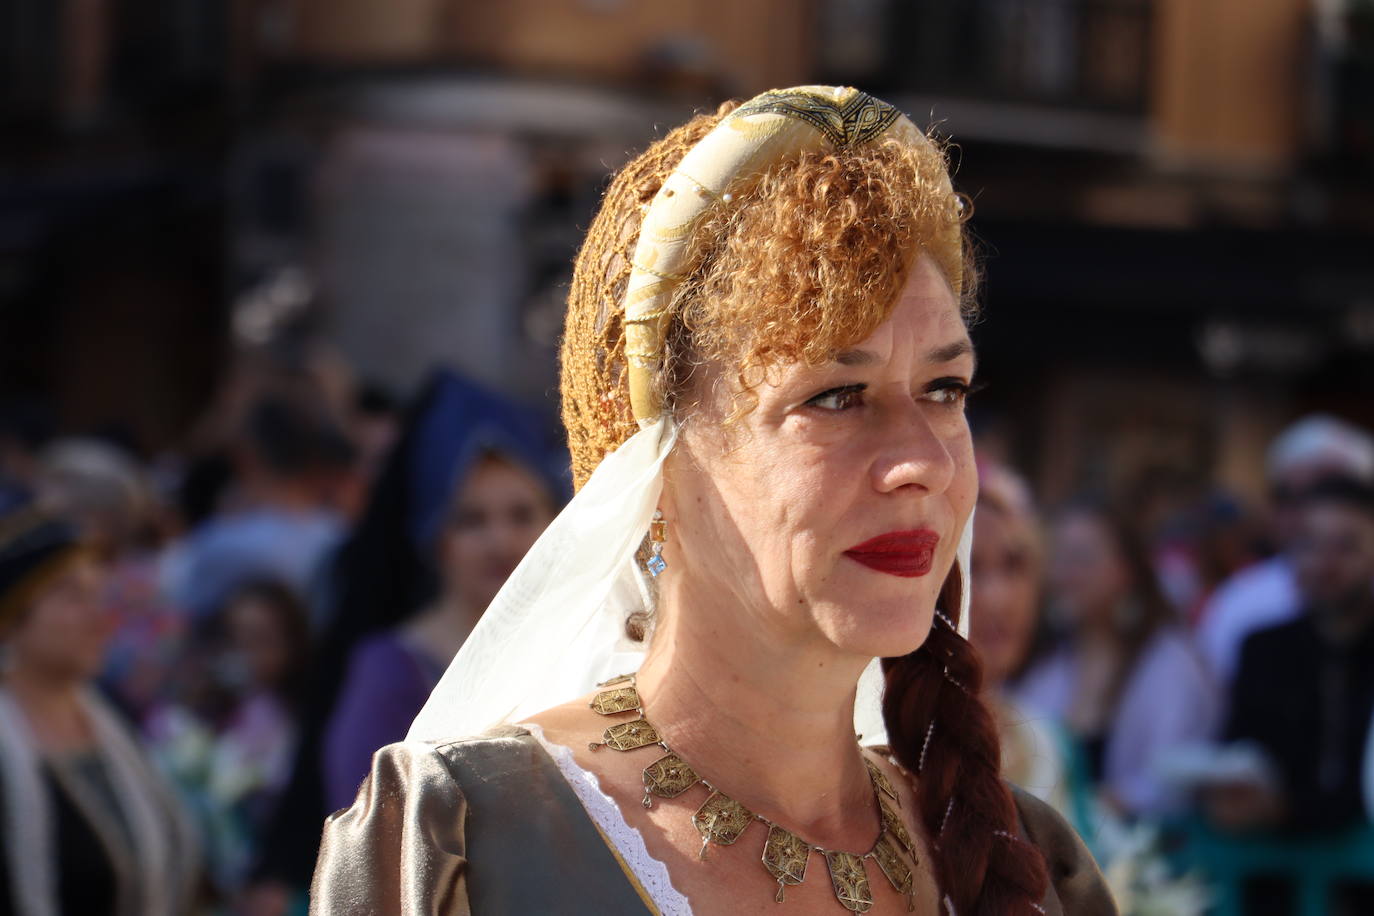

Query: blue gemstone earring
[647,510,667,576]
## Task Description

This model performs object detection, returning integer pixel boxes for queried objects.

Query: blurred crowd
[0,339,565,916]
[969,415,1374,914]
[1,334,1372,915]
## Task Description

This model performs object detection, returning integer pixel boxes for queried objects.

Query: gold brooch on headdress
[731,87,902,148]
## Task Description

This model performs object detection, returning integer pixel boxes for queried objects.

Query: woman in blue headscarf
[320,370,561,811]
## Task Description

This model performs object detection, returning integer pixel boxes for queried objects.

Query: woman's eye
[451,510,486,531]
[804,385,866,411]
[924,378,973,406]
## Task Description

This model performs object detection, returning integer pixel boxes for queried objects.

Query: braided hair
[883,571,1050,914]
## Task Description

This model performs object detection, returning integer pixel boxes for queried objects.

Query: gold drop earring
[647,510,667,576]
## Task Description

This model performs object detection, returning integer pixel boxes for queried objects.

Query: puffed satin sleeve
[310,741,470,916]
[1011,787,1118,915]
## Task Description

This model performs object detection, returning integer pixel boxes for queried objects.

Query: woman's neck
[635,587,880,846]
[1077,612,1123,648]
[405,594,484,664]
[4,666,93,752]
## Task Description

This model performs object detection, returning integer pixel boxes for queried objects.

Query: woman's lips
[843,529,940,578]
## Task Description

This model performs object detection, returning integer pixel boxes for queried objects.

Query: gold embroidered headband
[622,85,960,420]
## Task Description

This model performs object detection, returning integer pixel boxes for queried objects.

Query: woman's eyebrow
[831,339,975,368]
[927,340,975,365]
[833,348,881,366]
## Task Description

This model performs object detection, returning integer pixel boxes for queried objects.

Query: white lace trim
[523,724,693,915]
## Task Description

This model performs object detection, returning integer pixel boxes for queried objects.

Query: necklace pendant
[692,792,753,859]
[824,850,874,913]
[864,759,899,804]
[762,824,809,899]
[642,752,700,806]
[872,834,915,902]
[880,800,917,860]
[590,686,641,716]
[590,718,660,751]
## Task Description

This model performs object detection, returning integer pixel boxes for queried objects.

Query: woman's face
[969,506,1041,686]
[662,254,978,659]
[7,558,112,681]
[1048,511,1132,626]
[225,595,293,689]
[439,458,555,612]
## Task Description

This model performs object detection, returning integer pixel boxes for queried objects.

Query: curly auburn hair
[560,101,1050,915]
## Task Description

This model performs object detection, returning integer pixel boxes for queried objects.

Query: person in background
[1208,477,1374,836]
[32,437,189,724]
[345,382,401,491]
[321,375,560,810]
[0,506,199,916]
[1183,492,1262,629]
[1196,414,1374,687]
[1133,472,1261,629]
[1126,465,1211,616]
[244,368,566,914]
[162,393,355,624]
[304,381,400,529]
[146,579,310,904]
[1017,498,1218,817]
[33,438,150,554]
[967,463,1077,821]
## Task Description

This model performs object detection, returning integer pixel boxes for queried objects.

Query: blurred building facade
[3,0,1373,508]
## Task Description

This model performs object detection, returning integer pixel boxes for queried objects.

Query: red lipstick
[844,530,940,578]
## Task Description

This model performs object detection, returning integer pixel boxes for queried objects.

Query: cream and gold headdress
[622,85,960,419]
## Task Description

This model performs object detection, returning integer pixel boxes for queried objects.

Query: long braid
[883,572,1050,914]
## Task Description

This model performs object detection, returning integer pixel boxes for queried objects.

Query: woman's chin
[814,599,936,660]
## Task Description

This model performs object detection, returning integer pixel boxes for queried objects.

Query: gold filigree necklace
[588,674,919,913]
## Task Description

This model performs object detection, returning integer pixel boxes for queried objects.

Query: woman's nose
[870,404,956,496]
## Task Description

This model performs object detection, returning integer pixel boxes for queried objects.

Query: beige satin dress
[309,725,1116,915]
